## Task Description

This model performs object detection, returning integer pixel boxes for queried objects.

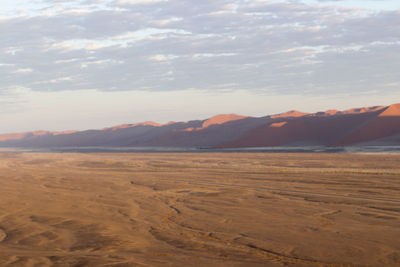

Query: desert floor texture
[0,152,399,266]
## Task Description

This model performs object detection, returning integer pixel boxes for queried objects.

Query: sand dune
[1,103,400,148]
[0,152,399,266]
[221,104,400,148]
[270,110,309,118]
[335,104,400,146]
[201,114,248,128]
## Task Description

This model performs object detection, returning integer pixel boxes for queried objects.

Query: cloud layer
[0,0,399,132]
[1,0,399,94]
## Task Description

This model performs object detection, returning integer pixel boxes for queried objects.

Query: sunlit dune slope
[1,103,400,148]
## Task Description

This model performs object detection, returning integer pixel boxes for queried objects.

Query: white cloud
[33,76,74,84]
[4,47,24,55]
[80,59,124,68]
[54,58,80,64]
[12,68,33,74]
[46,28,192,52]
[0,0,399,131]
[148,54,179,61]
[114,0,168,5]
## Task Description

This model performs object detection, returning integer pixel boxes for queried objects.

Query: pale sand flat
[0,152,399,266]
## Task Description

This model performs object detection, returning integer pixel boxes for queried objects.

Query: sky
[0,0,399,133]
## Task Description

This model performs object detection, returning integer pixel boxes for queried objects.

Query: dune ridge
[0,103,399,148]
[270,110,309,118]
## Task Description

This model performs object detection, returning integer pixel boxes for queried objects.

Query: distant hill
[1,104,400,148]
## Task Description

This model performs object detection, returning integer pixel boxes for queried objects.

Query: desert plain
[0,152,399,266]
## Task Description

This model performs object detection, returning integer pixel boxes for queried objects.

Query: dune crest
[0,131,52,142]
[270,110,308,118]
[343,106,385,114]
[322,110,340,115]
[181,114,247,132]
[334,103,400,146]
[103,121,161,131]
[1,103,400,148]
[202,114,247,128]
[53,130,78,135]
[378,103,400,117]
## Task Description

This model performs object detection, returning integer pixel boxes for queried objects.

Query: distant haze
[0,0,399,133]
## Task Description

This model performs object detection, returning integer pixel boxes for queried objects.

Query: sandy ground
[0,152,399,266]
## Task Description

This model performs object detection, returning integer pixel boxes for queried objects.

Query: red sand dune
[0,103,399,148]
[324,110,340,115]
[0,133,30,142]
[183,114,247,132]
[103,121,161,131]
[270,110,309,118]
[342,105,385,114]
[202,114,247,128]
[269,121,288,128]
[53,130,78,135]
[334,104,400,146]
[0,131,52,141]
[378,103,400,116]
[0,130,79,141]
[220,104,399,148]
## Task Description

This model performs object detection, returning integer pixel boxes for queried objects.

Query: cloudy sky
[1,0,399,133]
